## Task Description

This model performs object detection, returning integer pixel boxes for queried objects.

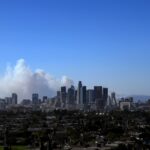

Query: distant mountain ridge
[128,95,150,102]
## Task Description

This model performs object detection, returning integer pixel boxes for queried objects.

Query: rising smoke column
[0,59,74,102]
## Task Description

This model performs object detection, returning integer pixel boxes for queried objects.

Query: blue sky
[0,0,150,95]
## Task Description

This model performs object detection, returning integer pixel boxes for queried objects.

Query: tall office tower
[103,88,108,108]
[60,86,67,108]
[61,86,66,94]
[75,90,77,103]
[80,86,87,105]
[77,81,82,104]
[5,97,12,105]
[86,89,94,104]
[43,96,48,103]
[67,85,76,105]
[111,92,117,106]
[12,93,18,105]
[94,86,103,109]
[0,99,6,110]
[32,93,39,105]
[111,92,116,99]
[57,91,61,99]
[94,86,103,100]
[55,91,61,108]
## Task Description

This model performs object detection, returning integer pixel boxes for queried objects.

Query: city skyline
[0,59,149,103]
[0,80,111,111]
[0,0,150,96]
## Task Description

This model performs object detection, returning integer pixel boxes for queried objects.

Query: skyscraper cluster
[0,81,118,111]
[56,81,109,110]
[0,93,18,110]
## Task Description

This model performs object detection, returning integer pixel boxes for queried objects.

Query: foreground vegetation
[0,110,150,149]
[0,146,26,150]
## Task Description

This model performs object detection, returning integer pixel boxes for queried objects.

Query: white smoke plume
[0,59,74,102]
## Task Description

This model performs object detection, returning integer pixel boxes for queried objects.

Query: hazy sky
[0,0,150,96]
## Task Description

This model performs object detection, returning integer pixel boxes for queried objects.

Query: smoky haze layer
[0,59,74,102]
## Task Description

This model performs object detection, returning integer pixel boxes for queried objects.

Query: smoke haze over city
[0,59,73,102]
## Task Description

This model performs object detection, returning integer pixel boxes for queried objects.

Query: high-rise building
[77,81,82,104]
[111,92,116,99]
[56,91,61,106]
[0,99,6,110]
[43,96,48,103]
[87,89,94,104]
[57,91,61,98]
[103,88,108,107]
[94,86,103,109]
[60,86,67,107]
[67,85,76,105]
[5,97,12,105]
[12,93,17,105]
[94,86,103,100]
[75,90,77,103]
[32,93,39,105]
[111,92,117,106]
[80,86,87,105]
